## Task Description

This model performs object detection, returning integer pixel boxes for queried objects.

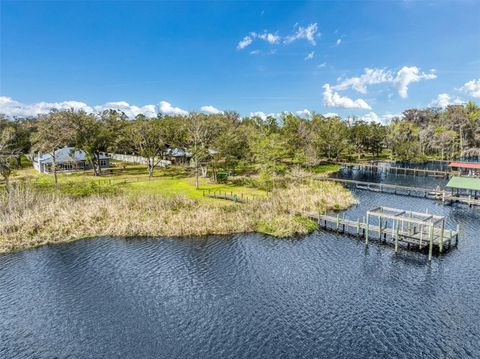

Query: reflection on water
[0,168,479,358]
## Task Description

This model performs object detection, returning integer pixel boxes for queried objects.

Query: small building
[33,147,110,174]
[164,148,192,164]
[448,162,480,177]
[446,176,480,198]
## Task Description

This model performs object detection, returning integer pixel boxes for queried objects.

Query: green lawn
[310,163,341,174]
[8,160,267,202]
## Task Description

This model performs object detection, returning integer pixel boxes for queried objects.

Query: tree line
[1,101,479,189]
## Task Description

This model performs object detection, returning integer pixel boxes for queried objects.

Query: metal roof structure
[367,206,445,226]
[448,162,480,169]
[34,147,109,164]
[446,176,480,191]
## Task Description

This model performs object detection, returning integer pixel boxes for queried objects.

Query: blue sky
[1,0,479,121]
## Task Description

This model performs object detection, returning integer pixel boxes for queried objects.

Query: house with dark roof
[33,147,110,174]
[164,147,192,164]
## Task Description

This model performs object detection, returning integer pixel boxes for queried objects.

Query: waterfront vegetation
[0,101,479,252]
[0,170,354,253]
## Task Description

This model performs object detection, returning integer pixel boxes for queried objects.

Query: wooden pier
[317,177,437,198]
[316,177,480,207]
[296,207,459,260]
[202,190,461,260]
[338,162,454,178]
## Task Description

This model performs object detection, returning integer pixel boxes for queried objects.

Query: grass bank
[0,180,355,254]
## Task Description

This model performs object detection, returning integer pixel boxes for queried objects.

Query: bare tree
[126,116,168,178]
[31,112,74,186]
[0,126,19,193]
[186,114,217,190]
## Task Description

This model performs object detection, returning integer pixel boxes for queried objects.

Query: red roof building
[448,162,480,170]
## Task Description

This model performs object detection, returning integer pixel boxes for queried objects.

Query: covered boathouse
[446,176,480,198]
[448,162,480,177]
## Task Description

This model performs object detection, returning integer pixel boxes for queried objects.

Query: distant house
[33,147,110,174]
[164,148,192,164]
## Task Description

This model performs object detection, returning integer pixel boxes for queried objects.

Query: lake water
[1,166,480,358]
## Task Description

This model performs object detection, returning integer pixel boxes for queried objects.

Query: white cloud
[358,112,401,124]
[304,51,315,61]
[249,49,261,55]
[393,66,436,98]
[238,23,319,51]
[249,111,279,121]
[94,101,158,118]
[0,96,189,118]
[0,96,93,117]
[333,68,393,94]
[429,93,464,108]
[322,84,372,110]
[284,23,319,45]
[296,109,311,118]
[323,112,339,118]
[330,66,436,99]
[158,101,188,116]
[359,112,380,123]
[258,32,280,44]
[379,113,401,124]
[317,62,327,68]
[237,32,279,51]
[458,79,480,98]
[237,35,253,50]
[200,105,222,114]
[336,38,342,45]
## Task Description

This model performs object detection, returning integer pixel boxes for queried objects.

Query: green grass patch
[9,163,266,203]
[310,164,341,174]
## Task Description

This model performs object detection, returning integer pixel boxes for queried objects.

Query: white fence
[110,153,171,167]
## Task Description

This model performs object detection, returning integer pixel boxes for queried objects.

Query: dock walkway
[295,209,459,260]
[337,162,453,178]
[316,177,480,207]
[202,190,461,260]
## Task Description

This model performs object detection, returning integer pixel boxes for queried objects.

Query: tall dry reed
[0,181,355,253]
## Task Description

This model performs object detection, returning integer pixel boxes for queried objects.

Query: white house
[33,147,110,174]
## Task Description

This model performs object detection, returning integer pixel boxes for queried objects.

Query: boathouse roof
[448,162,480,170]
[367,206,445,225]
[446,176,480,191]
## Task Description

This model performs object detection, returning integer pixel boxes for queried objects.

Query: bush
[216,172,228,183]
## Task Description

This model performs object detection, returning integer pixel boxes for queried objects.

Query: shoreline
[0,180,355,254]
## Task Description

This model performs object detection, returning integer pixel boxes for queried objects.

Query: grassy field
[8,159,341,200]
[9,160,268,201]
[0,160,352,253]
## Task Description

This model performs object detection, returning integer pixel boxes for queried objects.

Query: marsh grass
[0,180,355,253]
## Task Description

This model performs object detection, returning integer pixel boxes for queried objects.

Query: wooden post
[356,218,360,236]
[336,214,340,231]
[419,224,424,247]
[439,220,445,253]
[428,224,434,261]
[456,224,460,245]
[394,220,398,252]
[365,213,370,245]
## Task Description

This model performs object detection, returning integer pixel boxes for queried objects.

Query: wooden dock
[201,190,461,260]
[317,177,436,198]
[338,162,454,178]
[295,208,459,260]
[317,177,480,207]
